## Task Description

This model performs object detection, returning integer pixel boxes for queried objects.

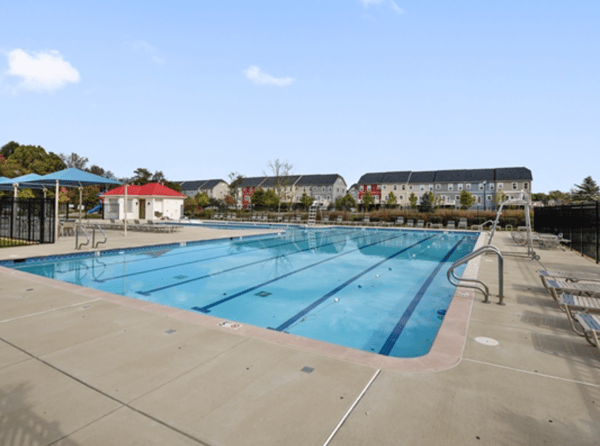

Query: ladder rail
[447,244,504,305]
[75,224,90,250]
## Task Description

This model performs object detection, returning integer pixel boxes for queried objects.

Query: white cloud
[243,66,295,87]
[390,1,404,14]
[128,40,165,64]
[360,0,403,14]
[5,49,80,91]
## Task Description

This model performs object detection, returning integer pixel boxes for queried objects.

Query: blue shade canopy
[34,168,121,187]
[0,173,46,190]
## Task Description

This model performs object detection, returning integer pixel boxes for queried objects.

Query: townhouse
[236,174,347,209]
[357,167,533,210]
[178,179,229,200]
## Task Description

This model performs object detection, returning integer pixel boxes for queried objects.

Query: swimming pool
[1,227,478,358]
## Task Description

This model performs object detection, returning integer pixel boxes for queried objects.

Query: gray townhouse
[357,167,533,210]
[178,179,229,200]
[236,174,347,209]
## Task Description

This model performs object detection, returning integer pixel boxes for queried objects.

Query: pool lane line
[136,230,407,297]
[377,236,466,356]
[94,228,359,283]
[272,235,437,333]
[192,231,423,313]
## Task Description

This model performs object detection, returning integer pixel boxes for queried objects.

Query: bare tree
[266,159,293,215]
[60,152,88,170]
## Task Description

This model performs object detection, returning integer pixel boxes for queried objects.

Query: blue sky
[1,1,598,193]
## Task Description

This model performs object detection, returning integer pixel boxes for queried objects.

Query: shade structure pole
[78,186,83,227]
[124,184,128,236]
[55,180,59,243]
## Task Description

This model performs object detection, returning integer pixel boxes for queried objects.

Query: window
[384,195,388,200]
[409,185,413,190]
[466,184,471,190]
[429,184,433,191]
[497,183,503,189]
[489,184,494,191]
[399,195,404,200]
[402,184,405,190]
[455,195,460,200]
[524,182,529,190]
[383,185,386,189]
[487,195,493,201]
[327,195,330,200]
[441,195,446,202]
[448,184,453,191]
[457,184,463,190]
[479,183,484,190]
[393,185,397,190]
[328,186,332,191]
[512,183,518,190]
[420,185,424,191]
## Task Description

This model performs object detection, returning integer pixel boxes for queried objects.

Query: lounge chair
[416,220,424,228]
[322,215,330,224]
[545,278,600,302]
[395,217,404,226]
[362,216,370,226]
[538,270,600,290]
[446,221,456,230]
[556,293,600,337]
[572,314,600,356]
[335,215,343,225]
[457,218,468,229]
[406,219,414,228]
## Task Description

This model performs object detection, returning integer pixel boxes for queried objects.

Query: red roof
[102,183,186,198]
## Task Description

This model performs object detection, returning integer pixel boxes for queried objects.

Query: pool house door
[139,199,146,219]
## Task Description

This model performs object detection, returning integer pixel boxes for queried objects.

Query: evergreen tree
[571,176,600,202]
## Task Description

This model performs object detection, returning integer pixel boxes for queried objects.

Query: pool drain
[474,337,499,346]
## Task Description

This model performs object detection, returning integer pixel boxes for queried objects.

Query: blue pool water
[1,227,478,358]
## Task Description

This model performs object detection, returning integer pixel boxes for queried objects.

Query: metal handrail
[92,224,108,248]
[447,244,504,305]
[75,224,90,250]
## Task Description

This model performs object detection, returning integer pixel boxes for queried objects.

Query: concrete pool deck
[1,226,599,445]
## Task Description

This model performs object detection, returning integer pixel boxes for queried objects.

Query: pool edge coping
[0,228,485,374]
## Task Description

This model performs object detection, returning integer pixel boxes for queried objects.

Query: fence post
[596,201,599,264]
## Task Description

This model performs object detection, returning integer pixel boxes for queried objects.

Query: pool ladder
[75,224,108,250]
[447,244,504,305]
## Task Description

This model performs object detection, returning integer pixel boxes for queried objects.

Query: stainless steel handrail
[75,224,90,250]
[447,244,504,305]
[92,224,108,248]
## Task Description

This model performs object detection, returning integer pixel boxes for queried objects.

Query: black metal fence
[534,203,599,264]
[0,198,55,245]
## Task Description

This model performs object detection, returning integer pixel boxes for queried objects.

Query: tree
[60,152,88,170]
[2,144,66,177]
[334,194,356,210]
[493,191,507,208]
[409,192,418,209]
[547,190,570,205]
[132,168,153,185]
[459,190,475,210]
[362,191,374,211]
[300,193,315,209]
[18,188,35,199]
[151,171,166,183]
[571,176,600,203]
[195,192,210,208]
[228,172,244,207]
[386,192,397,208]
[0,141,20,159]
[266,159,293,214]
[418,191,436,212]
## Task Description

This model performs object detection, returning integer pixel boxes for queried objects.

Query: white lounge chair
[446,221,456,230]
[545,278,600,302]
[457,218,468,229]
[573,313,600,356]
[538,270,600,290]
[556,293,600,337]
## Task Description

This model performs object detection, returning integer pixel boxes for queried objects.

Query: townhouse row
[350,167,533,209]
[177,166,532,210]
